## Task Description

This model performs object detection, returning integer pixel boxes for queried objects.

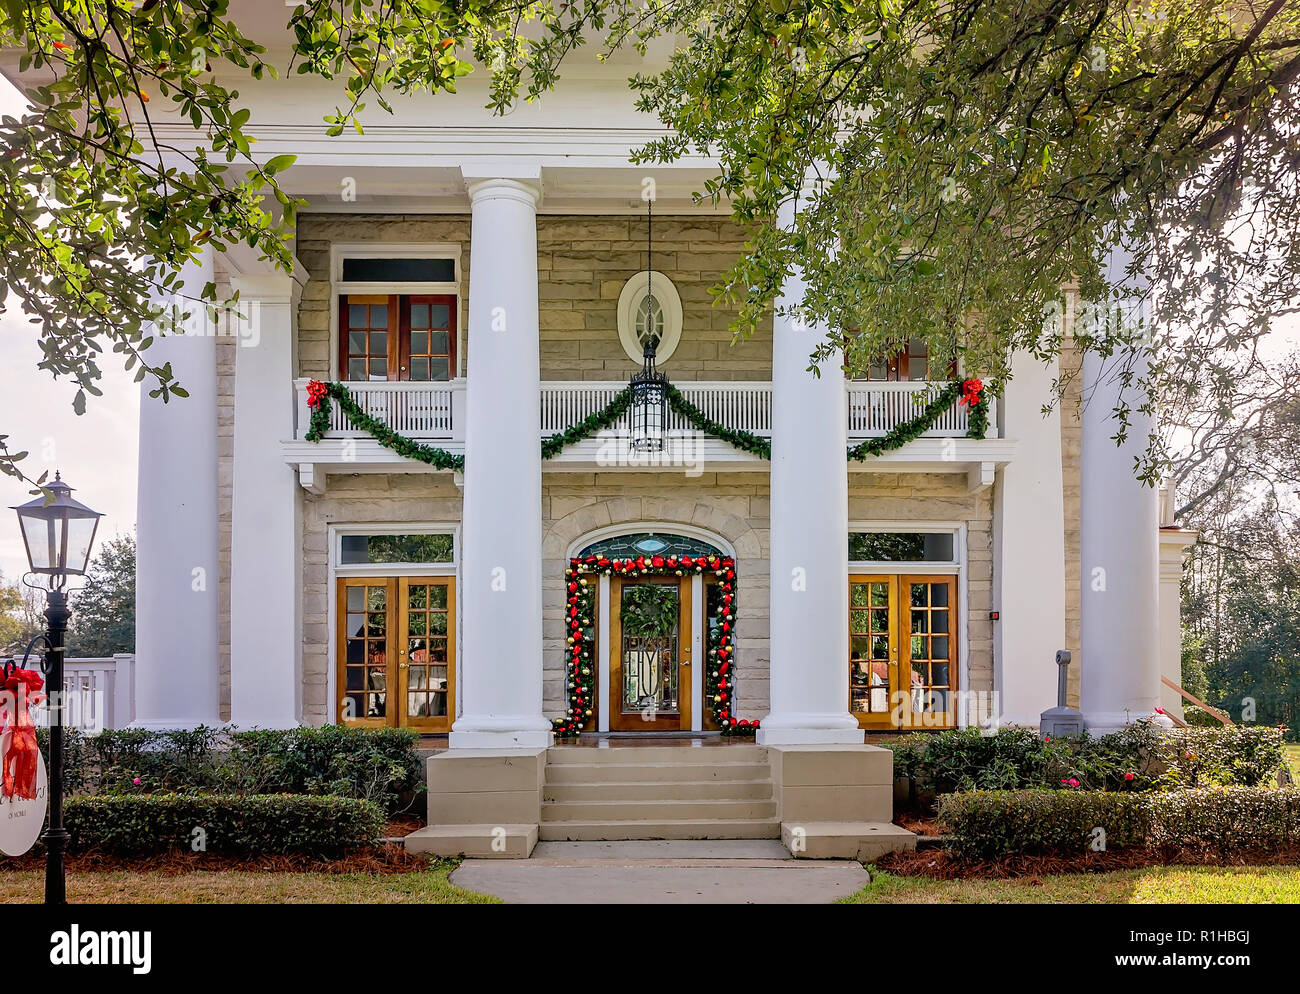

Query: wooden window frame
[340,293,457,382]
[336,575,456,732]
[849,573,959,730]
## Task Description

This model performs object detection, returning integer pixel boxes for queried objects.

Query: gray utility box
[1040,649,1084,737]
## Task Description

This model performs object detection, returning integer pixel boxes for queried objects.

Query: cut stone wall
[294,212,772,383]
[849,475,996,695]
[299,473,464,726]
[1059,339,1084,708]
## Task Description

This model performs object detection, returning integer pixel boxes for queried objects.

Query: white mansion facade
[5,13,1197,854]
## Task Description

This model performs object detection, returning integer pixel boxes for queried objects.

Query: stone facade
[294,212,772,383]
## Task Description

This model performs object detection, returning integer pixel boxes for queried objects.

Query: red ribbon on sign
[959,378,983,407]
[306,380,329,409]
[1,667,45,801]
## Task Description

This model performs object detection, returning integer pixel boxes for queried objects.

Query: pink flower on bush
[1154,706,1165,715]
[133,777,141,785]
[1068,778,1080,787]
[1124,772,1135,781]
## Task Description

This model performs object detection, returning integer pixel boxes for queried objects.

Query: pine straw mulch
[875,844,1300,880]
[3,842,436,876]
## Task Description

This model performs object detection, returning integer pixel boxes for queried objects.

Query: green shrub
[223,726,423,814]
[38,725,424,814]
[1157,725,1285,788]
[1181,704,1223,728]
[939,787,1300,858]
[938,789,1152,859]
[64,793,385,856]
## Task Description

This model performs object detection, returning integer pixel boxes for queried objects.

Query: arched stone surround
[541,474,771,722]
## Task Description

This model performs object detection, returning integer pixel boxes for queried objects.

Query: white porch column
[228,270,304,728]
[134,249,221,729]
[449,170,552,749]
[992,352,1066,724]
[1079,245,1171,733]
[758,190,862,746]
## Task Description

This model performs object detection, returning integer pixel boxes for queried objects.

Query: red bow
[959,378,983,407]
[1,667,45,801]
[306,380,329,409]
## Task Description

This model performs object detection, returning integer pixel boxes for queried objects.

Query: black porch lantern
[629,198,669,452]
[12,472,102,580]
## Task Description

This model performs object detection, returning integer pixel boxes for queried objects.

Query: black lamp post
[11,472,102,904]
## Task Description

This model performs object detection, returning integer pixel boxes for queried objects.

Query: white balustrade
[31,653,135,732]
[295,378,995,442]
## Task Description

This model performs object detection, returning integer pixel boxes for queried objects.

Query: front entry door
[609,575,692,731]
[337,576,456,732]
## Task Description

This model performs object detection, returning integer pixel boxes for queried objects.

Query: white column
[228,272,304,728]
[1158,527,1198,719]
[758,190,862,746]
[449,171,552,749]
[1079,245,1171,733]
[134,250,221,729]
[992,352,1066,724]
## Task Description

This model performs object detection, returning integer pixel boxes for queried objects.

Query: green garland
[305,381,465,471]
[305,378,990,468]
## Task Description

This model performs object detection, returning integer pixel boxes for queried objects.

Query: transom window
[341,533,455,565]
[578,532,726,561]
[849,531,956,562]
[341,293,456,381]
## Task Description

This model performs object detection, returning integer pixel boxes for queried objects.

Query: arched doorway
[567,529,735,734]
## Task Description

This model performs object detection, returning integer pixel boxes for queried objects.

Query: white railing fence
[296,378,995,442]
[23,653,135,733]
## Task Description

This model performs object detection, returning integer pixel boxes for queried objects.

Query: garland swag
[558,554,752,738]
[304,377,989,466]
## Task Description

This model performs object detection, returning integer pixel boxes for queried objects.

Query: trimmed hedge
[939,787,1300,859]
[64,794,386,857]
[887,722,1286,801]
[37,725,424,815]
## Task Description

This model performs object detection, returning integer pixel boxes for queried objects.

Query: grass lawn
[0,860,500,904]
[841,865,1300,904]
[1285,744,1300,775]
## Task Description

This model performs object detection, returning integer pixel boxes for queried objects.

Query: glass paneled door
[849,574,957,730]
[609,575,692,731]
[337,576,455,732]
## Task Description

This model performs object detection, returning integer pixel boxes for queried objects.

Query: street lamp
[11,471,102,904]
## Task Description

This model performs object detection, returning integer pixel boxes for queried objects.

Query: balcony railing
[294,378,994,443]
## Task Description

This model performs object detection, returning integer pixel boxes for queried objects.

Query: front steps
[539,745,781,842]
[404,742,916,859]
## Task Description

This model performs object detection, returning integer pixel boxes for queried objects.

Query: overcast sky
[0,76,139,584]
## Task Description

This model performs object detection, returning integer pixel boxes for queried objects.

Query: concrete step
[546,745,764,765]
[544,761,770,784]
[541,797,778,823]
[544,778,774,803]
[539,818,782,841]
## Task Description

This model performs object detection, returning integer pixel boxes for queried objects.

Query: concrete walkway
[449,840,870,904]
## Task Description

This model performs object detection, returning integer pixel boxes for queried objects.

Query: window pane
[410,331,428,355]
[348,331,366,355]
[430,331,449,355]
[345,582,364,608]
[342,534,454,564]
[370,304,388,328]
[431,303,451,328]
[931,583,949,607]
[342,257,455,282]
[410,358,429,380]
[348,359,367,380]
[430,358,449,380]
[349,304,368,328]
[370,331,387,355]
[410,303,429,328]
[849,532,955,562]
[369,358,387,379]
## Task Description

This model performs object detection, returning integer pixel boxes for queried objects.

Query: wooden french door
[337,576,456,732]
[849,574,957,730]
[609,575,692,732]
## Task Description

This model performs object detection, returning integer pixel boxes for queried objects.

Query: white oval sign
[0,733,49,857]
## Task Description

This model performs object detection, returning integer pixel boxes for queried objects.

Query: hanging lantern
[629,197,668,453]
